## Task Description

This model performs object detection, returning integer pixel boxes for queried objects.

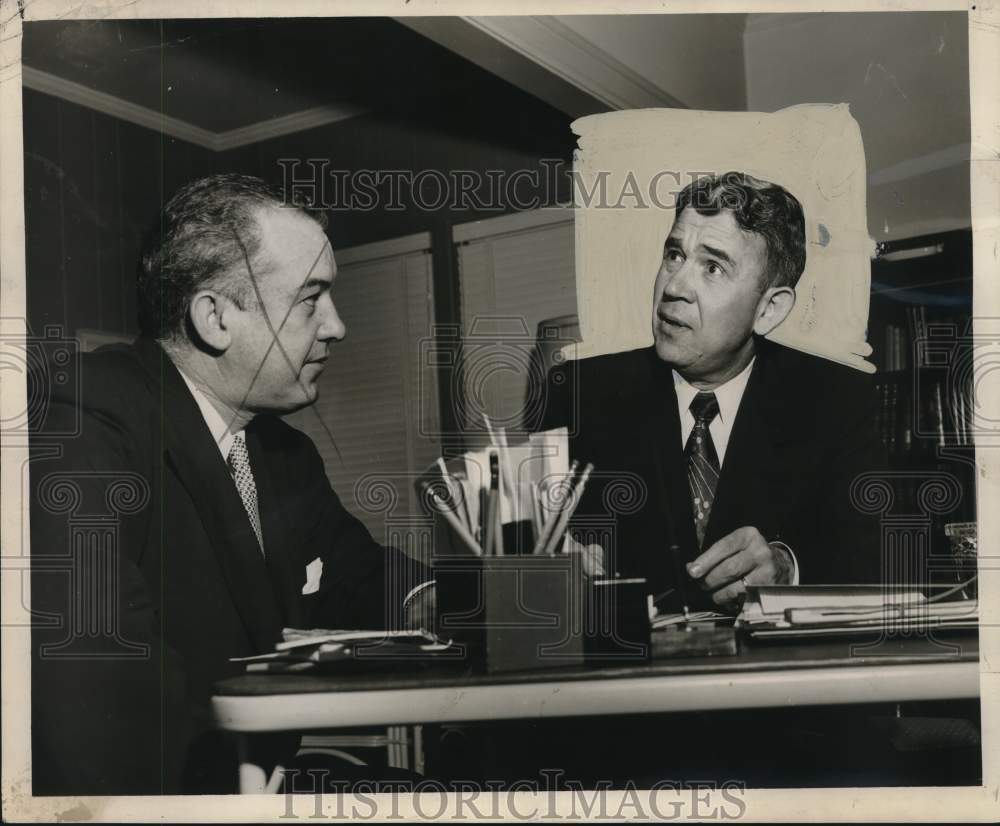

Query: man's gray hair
[137,173,328,340]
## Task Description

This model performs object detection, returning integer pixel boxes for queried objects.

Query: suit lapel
[246,423,308,630]
[640,350,699,561]
[704,341,804,548]
[134,338,285,652]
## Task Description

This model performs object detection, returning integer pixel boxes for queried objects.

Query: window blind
[455,213,576,433]
[284,238,439,540]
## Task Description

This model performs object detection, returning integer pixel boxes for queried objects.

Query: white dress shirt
[673,357,755,466]
[672,357,799,583]
[176,369,240,459]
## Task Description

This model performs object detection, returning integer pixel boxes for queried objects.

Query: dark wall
[23,69,576,345]
[23,88,219,338]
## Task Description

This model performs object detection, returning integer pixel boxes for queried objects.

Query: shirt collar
[672,356,756,425]
[175,367,241,460]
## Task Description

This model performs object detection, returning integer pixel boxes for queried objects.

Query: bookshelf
[867,228,976,549]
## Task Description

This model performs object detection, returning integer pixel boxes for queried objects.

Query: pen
[484,452,499,556]
[490,452,505,555]
[478,486,488,551]
[669,544,691,621]
[483,414,515,509]
[452,471,474,536]
[497,424,515,498]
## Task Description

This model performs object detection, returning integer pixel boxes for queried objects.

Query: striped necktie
[227,431,264,553]
[685,391,720,549]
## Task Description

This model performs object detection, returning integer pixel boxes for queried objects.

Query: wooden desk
[212,633,980,792]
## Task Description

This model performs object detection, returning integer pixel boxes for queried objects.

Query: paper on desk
[651,611,731,629]
[276,629,437,651]
[751,585,926,618]
[463,446,516,524]
[785,599,978,626]
[459,428,570,526]
[739,585,978,631]
[232,628,455,674]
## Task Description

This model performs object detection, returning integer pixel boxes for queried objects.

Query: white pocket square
[302,557,323,595]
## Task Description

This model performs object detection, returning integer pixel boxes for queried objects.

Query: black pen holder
[434,554,586,673]
[583,577,652,665]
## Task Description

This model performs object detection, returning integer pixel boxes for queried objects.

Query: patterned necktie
[685,391,721,549]
[227,431,264,553]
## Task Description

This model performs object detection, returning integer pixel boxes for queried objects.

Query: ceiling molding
[743,13,832,34]
[462,16,682,111]
[212,103,369,151]
[22,66,218,150]
[395,16,609,119]
[22,65,368,152]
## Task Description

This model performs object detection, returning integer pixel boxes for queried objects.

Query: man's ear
[187,290,233,352]
[753,285,796,337]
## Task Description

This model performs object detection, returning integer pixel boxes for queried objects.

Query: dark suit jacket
[543,339,886,604]
[30,337,426,795]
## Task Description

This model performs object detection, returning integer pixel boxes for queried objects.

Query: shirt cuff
[403,579,436,607]
[769,541,799,585]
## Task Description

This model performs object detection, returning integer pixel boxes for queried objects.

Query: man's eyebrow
[700,244,734,266]
[298,277,333,293]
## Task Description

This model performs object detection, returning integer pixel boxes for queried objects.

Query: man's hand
[686,526,794,610]
[565,535,606,577]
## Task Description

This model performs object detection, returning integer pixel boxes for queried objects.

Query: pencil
[453,473,474,536]
[434,457,459,525]
[423,485,482,556]
[530,460,579,555]
[435,457,453,495]
[496,425,515,505]
[542,462,593,556]
[530,480,547,553]
[483,412,497,445]
[529,480,543,539]
[436,458,471,532]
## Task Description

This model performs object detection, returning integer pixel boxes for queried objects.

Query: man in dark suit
[30,174,429,795]
[551,171,884,609]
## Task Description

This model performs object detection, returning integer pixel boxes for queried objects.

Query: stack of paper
[230,628,456,673]
[739,586,978,639]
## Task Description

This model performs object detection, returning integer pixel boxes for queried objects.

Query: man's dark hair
[137,173,328,339]
[675,171,806,290]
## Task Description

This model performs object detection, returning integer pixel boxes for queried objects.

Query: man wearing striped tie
[552,171,884,611]
[30,174,430,795]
